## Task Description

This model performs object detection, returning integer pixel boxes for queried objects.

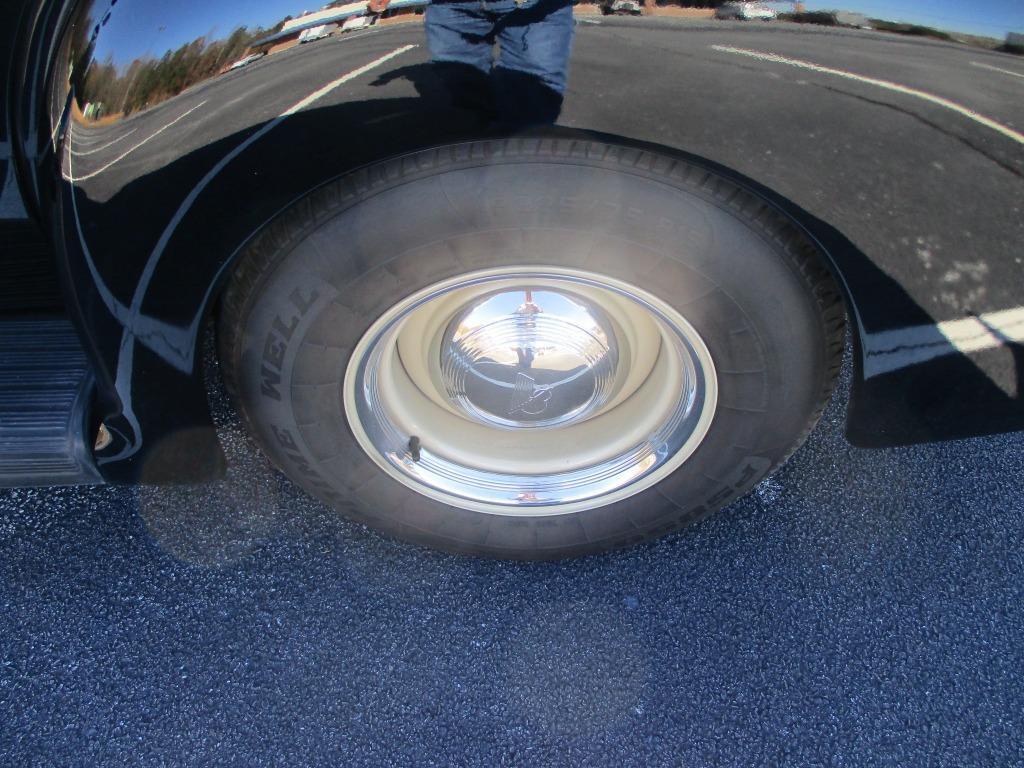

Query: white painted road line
[145,42,418,275]
[63,42,419,339]
[970,61,1024,81]
[126,44,419,371]
[70,128,138,157]
[864,306,1024,377]
[69,127,119,146]
[282,44,415,116]
[711,45,1024,146]
[69,101,208,182]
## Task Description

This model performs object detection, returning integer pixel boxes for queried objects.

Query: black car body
[2,0,1022,554]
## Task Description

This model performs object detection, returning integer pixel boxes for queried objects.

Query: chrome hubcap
[440,288,619,429]
[344,267,717,516]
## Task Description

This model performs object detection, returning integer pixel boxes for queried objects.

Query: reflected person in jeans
[368,0,575,129]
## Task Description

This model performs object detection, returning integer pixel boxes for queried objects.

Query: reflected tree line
[70,19,289,119]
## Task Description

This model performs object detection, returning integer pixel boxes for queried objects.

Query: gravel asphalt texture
[2,336,1022,766]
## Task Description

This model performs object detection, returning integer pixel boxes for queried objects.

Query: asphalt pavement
[5,19,1024,767]
[3,337,1023,766]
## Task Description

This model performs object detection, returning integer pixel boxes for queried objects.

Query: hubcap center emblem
[440,287,620,429]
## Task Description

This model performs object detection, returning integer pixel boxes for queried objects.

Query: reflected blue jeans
[425,0,575,127]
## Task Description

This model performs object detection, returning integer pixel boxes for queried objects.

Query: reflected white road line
[70,128,138,157]
[131,44,418,365]
[283,44,415,115]
[71,129,123,146]
[69,100,207,182]
[711,45,1024,146]
[970,60,1024,81]
[61,41,421,460]
[865,307,1024,377]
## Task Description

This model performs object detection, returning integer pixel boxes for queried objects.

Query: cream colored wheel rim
[343,266,717,516]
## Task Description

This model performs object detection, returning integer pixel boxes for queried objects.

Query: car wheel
[218,138,845,558]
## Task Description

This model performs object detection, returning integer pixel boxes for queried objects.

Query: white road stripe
[127,44,418,366]
[70,127,125,146]
[864,307,1024,377]
[970,60,1024,81]
[282,44,414,115]
[70,128,138,157]
[63,42,418,394]
[69,101,207,182]
[69,133,107,146]
[711,45,1024,146]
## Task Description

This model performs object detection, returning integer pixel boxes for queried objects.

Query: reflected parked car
[600,0,643,16]
[715,2,778,21]
[340,15,374,32]
[298,24,335,42]
[226,52,266,71]
[834,11,874,29]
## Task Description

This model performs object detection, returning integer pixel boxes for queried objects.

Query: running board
[0,318,102,487]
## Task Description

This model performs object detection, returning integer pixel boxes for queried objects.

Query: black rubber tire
[218,138,844,559]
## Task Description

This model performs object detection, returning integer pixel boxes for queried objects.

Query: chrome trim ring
[343,267,718,516]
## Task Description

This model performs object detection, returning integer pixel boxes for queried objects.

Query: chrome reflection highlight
[440,288,619,429]
[344,268,718,516]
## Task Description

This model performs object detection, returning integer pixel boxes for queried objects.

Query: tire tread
[217,138,846,558]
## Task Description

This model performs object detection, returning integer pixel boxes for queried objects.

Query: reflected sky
[91,0,325,66]
[800,0,1022,38]
[89,0,1023,69]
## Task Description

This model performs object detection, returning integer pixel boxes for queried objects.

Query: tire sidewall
[229,152,830,557]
